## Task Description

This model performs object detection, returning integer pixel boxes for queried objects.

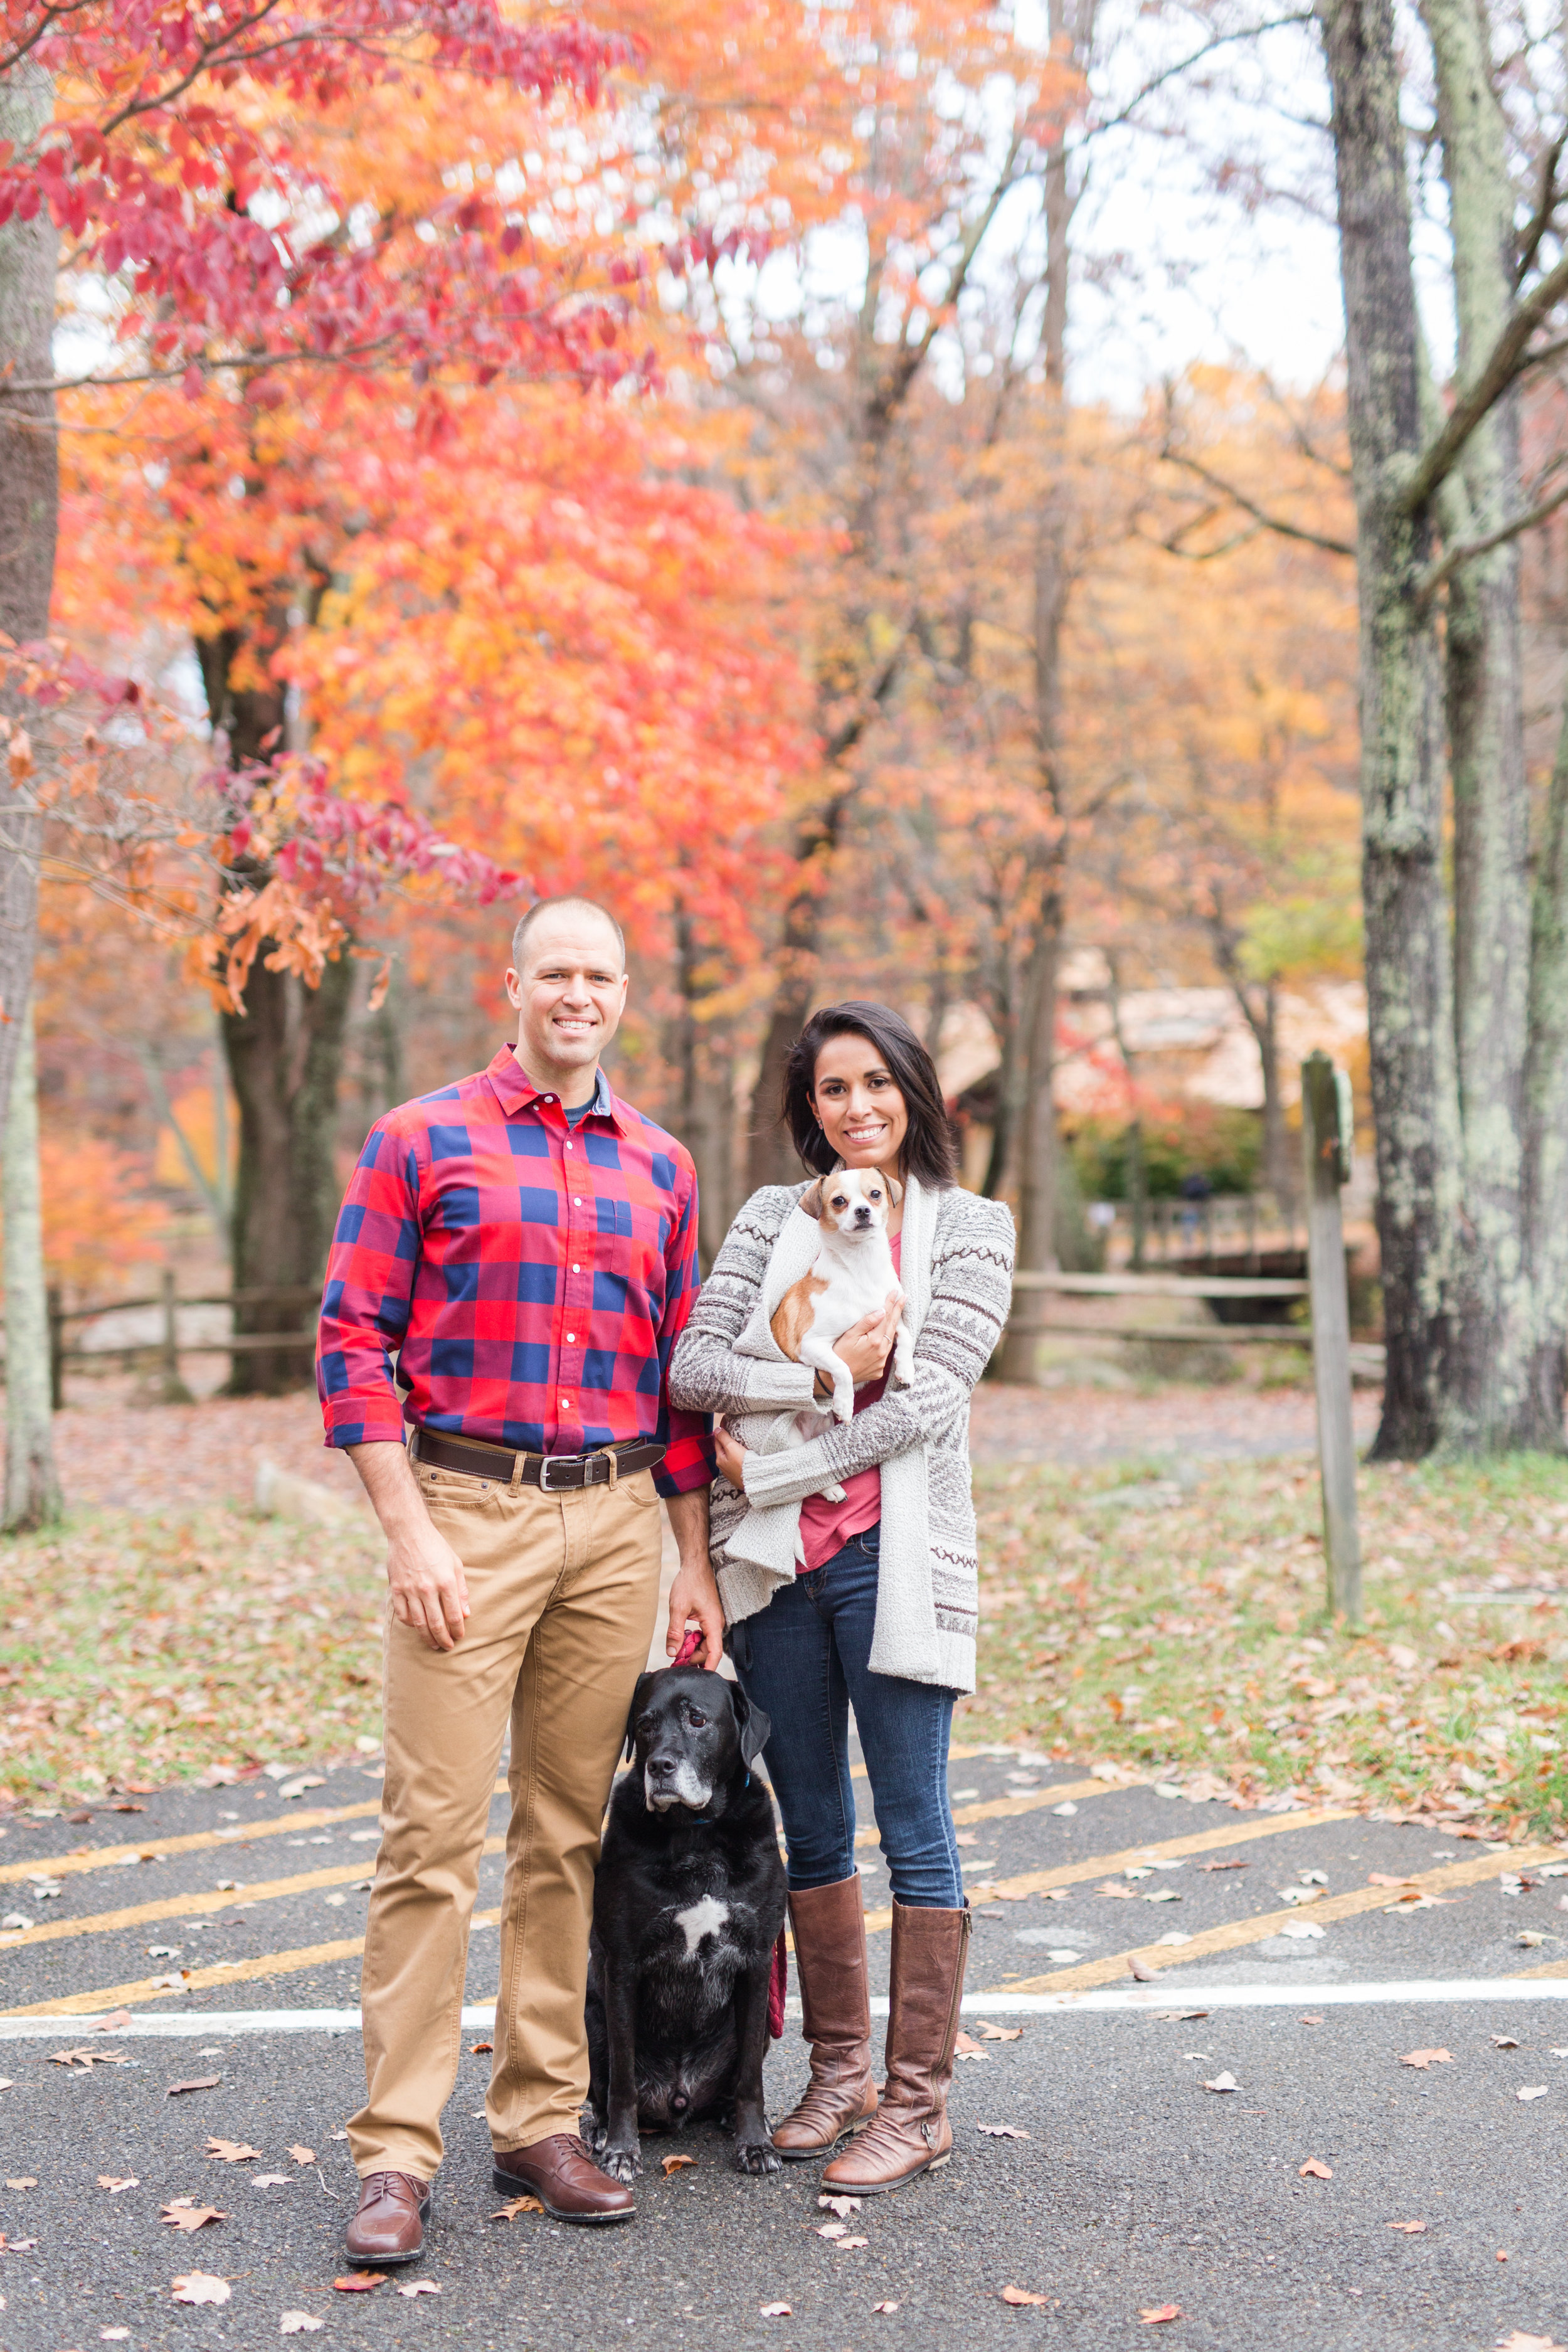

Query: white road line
[5,1979,1568,2037]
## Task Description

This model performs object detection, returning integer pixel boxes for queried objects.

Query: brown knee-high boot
[770,1875,879,2159]
[820,1899,970,2195]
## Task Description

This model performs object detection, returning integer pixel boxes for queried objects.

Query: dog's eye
[687,1711,707,1728]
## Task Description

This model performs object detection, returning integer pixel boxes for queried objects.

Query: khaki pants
[348,1457,665,2181]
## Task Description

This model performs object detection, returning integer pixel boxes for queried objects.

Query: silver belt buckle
[537,1452,574,1492]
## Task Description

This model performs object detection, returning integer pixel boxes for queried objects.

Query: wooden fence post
[1301,1051,1362,1623]
[46,1283,63,1412]
[159,1267,192,1404]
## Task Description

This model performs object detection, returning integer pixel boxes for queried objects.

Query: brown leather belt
[410,1425,665,1491]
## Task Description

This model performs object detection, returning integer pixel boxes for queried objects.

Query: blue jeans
[728,1526,963,1909]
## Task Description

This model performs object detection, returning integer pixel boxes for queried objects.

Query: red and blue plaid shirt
[317,1046,714,1496]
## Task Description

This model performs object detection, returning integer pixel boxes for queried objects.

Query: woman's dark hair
[782,1001,958,1187]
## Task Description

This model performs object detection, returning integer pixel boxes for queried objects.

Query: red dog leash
[667,1626,788,2040]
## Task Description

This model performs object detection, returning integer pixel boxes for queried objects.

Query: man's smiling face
[507,907,628,1094]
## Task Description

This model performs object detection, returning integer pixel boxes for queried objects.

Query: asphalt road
[2,1753,1567,2351]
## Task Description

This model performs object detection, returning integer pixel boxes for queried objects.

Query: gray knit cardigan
[668,1179,1015,1693]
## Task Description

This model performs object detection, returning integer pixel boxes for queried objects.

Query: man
[317,896,723,2265]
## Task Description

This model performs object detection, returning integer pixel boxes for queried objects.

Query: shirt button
[571,1263,581,1273]
[573,1197,583,1205]
[560,1396,571,1409]
[565,1141,573,1152]
[566,1332,576,1343]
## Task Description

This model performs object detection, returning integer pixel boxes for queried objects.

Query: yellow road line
[986,1845,1560,1994]
[0,1739,1024,1888]
[0,1838,512,1954]
[862,1804,1353,1936]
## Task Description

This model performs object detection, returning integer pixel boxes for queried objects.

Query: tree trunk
[997,497,1071,1381]
[223,951,354,1392]
[3,998,60,1528]
[0,63,60,1523]
[745,787,855,1192]
[671,903,738,1269]
[1319,0,1460,1458]
[1517,697,1568,1444]
[1422,0,1539,1447]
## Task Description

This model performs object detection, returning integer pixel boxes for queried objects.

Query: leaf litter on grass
[961,1451,1568,1834]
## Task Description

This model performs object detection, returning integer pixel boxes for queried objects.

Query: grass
[958,1450,1568,1841]
[0,1505,385,1809]
[6,1450,1568,1840]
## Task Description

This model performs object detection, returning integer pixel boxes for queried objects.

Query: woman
[669,1003,1015,2194]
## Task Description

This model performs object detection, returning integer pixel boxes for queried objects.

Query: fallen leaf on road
[955,2031,987,2062]
[1000,2286,1051,2306]
[287,2146,315,2166]
[1139,2307,1183,2325]
[1145,1888,1183,1904]
[1,2235,38,2249]
[332,2271,387,2291]
[818,2194,861,2216]
[1399,2050,1452,2070]
[1368,1873,1416,1888]
[164,2076,220,2097]
[1199,1860,1248,1872]
[1491,2037,1520,2049]
[977,2124,1031,2138]
[1128,1957,1157,1983]
[489,2196,543,2220]
[1517,1932,1546,1947]
[1517,2086,1549,2102]
[835,2235,868,2250]
[1299,2159,1332,2179]
[171,2273,230,2306]
[147,1945,181,1958]
[760,2304,793,2317]
[872,2301,900,2314]
[252,2175,294,2188]
[1096,1881,1139,1898]
[1202,2073,1239,2093]
[817,2222,847,2240]
[1387,2220,1427,2233]
[1498,2250,1510,2262]
[52,2048,128,2072]
[150,1973,191,1990]
[278,2316,325,2335]
[977,2023,1024,2042]
[3,2180,34,2190]
[100,2329,130,2341]
[205,2139,261,2163]
[93,2011,133,2035]
[1495,2334,1567,2350]
[98,2176,138,2194]
[660,2154,697,2175]
[1300,2015,1324,2026]
[162,2200,226,2232]
[468,2040,493,2055]
[396,2282,441,2297]
[955,1833,978,1846]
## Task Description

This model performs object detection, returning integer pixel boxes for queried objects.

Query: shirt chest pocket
[591,1200,665,1318]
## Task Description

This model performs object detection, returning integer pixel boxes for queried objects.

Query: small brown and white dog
[770,1167,914,1429]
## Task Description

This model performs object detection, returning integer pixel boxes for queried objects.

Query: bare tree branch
[1157,446,1355,556]
[1416,471,1568,603]
[1517,129,1567,290]
[1404,246,1568,513]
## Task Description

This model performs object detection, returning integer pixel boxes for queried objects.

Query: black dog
[585,1664,787,2180]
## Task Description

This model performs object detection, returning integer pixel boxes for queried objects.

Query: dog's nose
[647,1754,675,1779]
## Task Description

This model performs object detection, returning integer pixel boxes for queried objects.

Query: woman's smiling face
[810,1032,909,1175]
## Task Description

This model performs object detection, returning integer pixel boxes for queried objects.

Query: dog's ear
[884,1174,904,1206]
[729,1683,771,1771]
[623,1670,657,1764]
[798,1179,825,1220]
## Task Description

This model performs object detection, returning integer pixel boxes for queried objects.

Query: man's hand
[825,1287,905,1391]
[665,1554,725,1671]
[664,1485,723,1670]
[386,1517,471,1652]
[347,1440,471,1653]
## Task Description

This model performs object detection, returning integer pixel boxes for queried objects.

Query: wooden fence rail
[44,1271,318,1406]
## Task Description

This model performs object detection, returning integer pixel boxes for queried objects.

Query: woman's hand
[827,1288,905,1390]
[714,1425,749,1490]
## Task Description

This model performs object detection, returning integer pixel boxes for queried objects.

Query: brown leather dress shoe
[492,2133,635,2224]
[344,2170,431,2265]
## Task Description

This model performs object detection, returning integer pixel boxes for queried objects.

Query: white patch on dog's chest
[672,1895,731,1957]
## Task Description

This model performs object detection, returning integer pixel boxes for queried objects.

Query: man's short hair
[511,896,626,972]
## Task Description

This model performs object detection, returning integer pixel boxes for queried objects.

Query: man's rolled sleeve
[652,1159,716,1498]
[317,1121,423,1450]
